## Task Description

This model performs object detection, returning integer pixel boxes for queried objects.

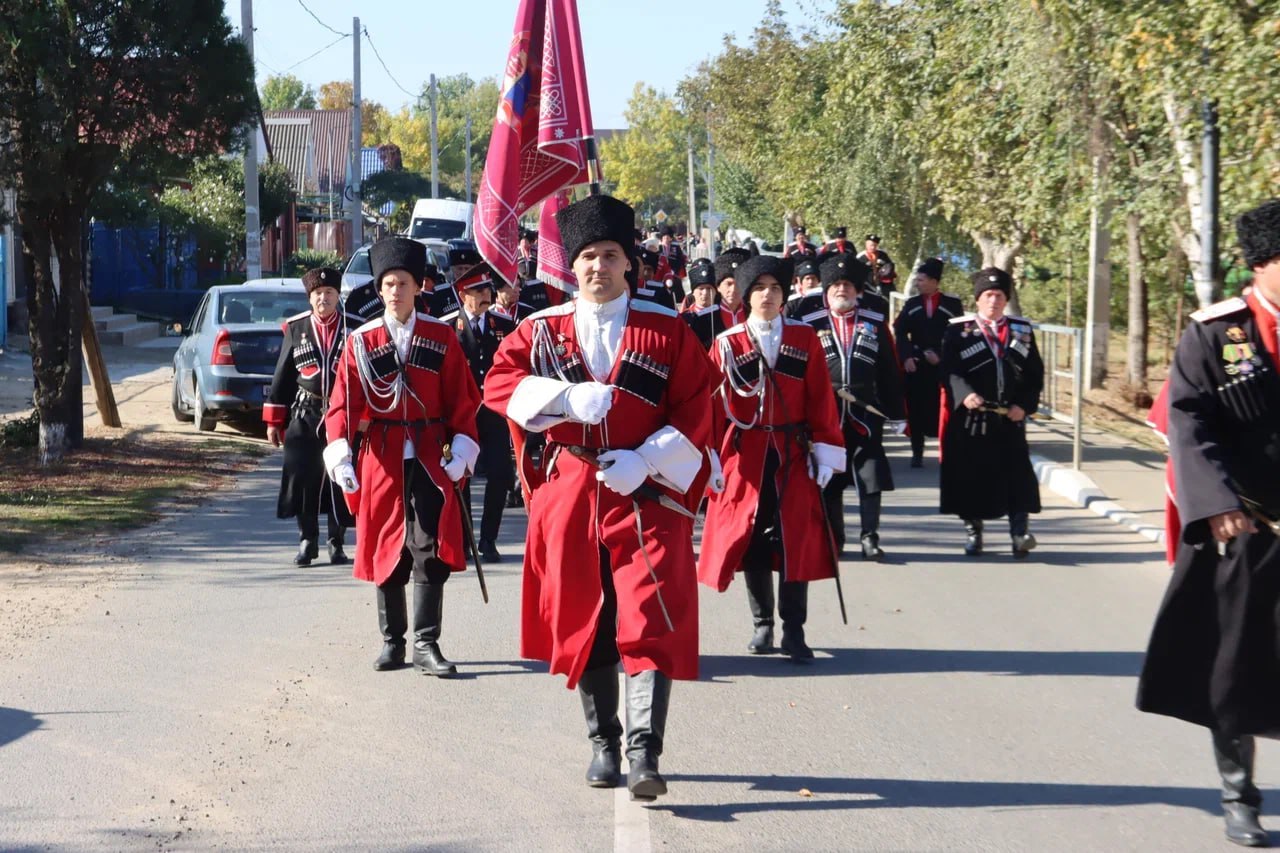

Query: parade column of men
[1138,199,1280,849]
[856,234,897,299]
[938,268,1044,557]
[680,257,725,350]
[698,254,846,660]
[807,253,907,561]
[447,263,518,563]
[323,237,482,677]
[484,194,714,802]
[263,267,360,566]
[894,258,964,467]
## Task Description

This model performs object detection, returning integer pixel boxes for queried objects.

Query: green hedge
[284,249,343,277]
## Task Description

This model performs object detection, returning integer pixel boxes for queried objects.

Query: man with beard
[264,267,361,565]
[808,253,906,560]
[938,268,1043,558]
[483,194,713,801]
[1137,199,1280,849]
[698,255,845,661]
[894,258,965,467]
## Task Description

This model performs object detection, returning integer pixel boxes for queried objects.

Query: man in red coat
[323,237,482,677]
[698,255,846,661]
[484,195,713,802]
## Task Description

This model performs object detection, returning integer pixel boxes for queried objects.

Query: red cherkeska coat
[698,319,845,591]
[483,299,713,689]
[325,312,481,586]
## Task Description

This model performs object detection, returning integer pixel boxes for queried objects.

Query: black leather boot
[963,519,984,557]
[1009,513,1036,559]
[373,583,407,671]
[778,581,813,661]
[294,539,319,566]
[1214,731,1268,847]
[327,528,348,565]
[859,491,885,560]
[744,569,776,654]
[578,665,623,788]
[479,538,502,563]
[413,582,457,677]
[625,670,671,801]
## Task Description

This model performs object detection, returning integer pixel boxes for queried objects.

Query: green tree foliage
[600,84,696,223]
[261,73,317,111]
[317,79,388,146]
[0,0,257,461]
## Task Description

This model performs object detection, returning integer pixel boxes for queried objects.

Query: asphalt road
[0,435,1263,851]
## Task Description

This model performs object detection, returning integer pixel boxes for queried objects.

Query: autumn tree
[0,0,257,461]
[317,79,388,145]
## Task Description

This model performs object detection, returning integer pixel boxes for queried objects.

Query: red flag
[476,0,594,287]
[535,190,576,295]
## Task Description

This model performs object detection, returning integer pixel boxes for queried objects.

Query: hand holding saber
[808,440,849,626]
[978,402,1047,421]
[566,446,697,520]
[836,387,889,420]
[442,443,489,604]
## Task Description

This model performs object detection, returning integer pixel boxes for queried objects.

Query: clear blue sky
[226,0,824,128]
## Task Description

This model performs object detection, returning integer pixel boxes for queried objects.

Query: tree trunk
[1125,209,1148,393]
[21,200,86,464]
[971,231,1024,314]
[1163,88,1212,307]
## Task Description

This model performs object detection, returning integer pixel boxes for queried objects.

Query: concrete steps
[92,305,160,347]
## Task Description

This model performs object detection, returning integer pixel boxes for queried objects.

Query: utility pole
[705,128,716,260]
[686,133,697,256]
[464,115,472,203]
[348,17,363,251]
[1197,45,1220,308]
[429,74,439,199]
[242,0,261,279]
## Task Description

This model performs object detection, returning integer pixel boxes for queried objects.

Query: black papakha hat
[370,237,426,286]
[714,248,751,285]
[915,257,945,280]
[820,253,870,289]
[555,195,637,263]
[794,225,807,236]
[1237,199,1280,269]
[866,233,881,243]
[301,267,342,295]
[734,255,793,301]
[972,267,1013,299]
[795,258,820,279]
[834,226,847,239]
[688,257,716,288]
[638,247,661,271]
[661,225,675,238]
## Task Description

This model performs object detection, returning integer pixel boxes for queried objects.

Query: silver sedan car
[171,280,311,431]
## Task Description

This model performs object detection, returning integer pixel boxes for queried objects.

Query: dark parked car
[171,280,310,431]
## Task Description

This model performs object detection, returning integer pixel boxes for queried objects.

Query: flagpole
[562,0,601,195]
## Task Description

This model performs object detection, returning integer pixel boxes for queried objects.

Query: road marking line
[614,783,651,853]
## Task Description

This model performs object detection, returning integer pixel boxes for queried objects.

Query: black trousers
[586,544,622,670]
[467,405,516,542]
[742,447,809,628]
[280,410,345,544]
[963,512,1030,538]
[381,459,452,590]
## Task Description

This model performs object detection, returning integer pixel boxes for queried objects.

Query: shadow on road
[700,647,1143,680]
[654,773,1222,821]
[0,706,42,748]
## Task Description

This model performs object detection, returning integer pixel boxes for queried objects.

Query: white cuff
[812,441,845,472]
[449,433,481,475]
[323,438,353,472]
[507,376,573,432]
[634,425,702,494]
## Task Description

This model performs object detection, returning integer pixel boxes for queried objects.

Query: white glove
[814,464,835,489]
[441,453,468,482]
[563,381,614,425]
[888,419,908,436]
[595,449,650,496]
[332,462,360,494]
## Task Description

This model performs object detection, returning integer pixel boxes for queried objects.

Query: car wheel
[171,372,195,422]
[193,380,217,432]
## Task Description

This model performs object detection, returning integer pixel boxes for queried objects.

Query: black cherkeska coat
[344,280,453,321]
[938,313,1043,519]
[805,294,905,494]
[1137,294,1280,736]
[893,292,966,439]
[681,304,727,351]
[265,309,361,527]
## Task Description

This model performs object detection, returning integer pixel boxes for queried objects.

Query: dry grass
[0,428,268,554]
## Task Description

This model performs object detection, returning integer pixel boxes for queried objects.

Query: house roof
[263,117,313,193]
[264,109,353,193]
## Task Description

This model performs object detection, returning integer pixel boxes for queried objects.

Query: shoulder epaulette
[285,309,311,323]
[950,313,975,325]
[783,317,811,328]
[719,322,747,339]
[860,308,885,322]
[694,304,718,317]
[1190,297,1248,323]
[416,311,446,326]
[801,309,826,325]
[632,299,677,318]
[528,302,576,321]
[354,316,383,335]
[440,309,460,323]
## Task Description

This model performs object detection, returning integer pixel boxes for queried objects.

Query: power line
[295,0,346,37]
[362,26,420,101]
[283,32,349,73]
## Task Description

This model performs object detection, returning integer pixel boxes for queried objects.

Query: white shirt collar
[384,310,415,335]
[578,291,629,316]
[1254,288,1280,319]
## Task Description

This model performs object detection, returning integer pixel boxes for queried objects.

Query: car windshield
[410,218,467,240]
[347,250,372,275]
[217,292,310,325]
